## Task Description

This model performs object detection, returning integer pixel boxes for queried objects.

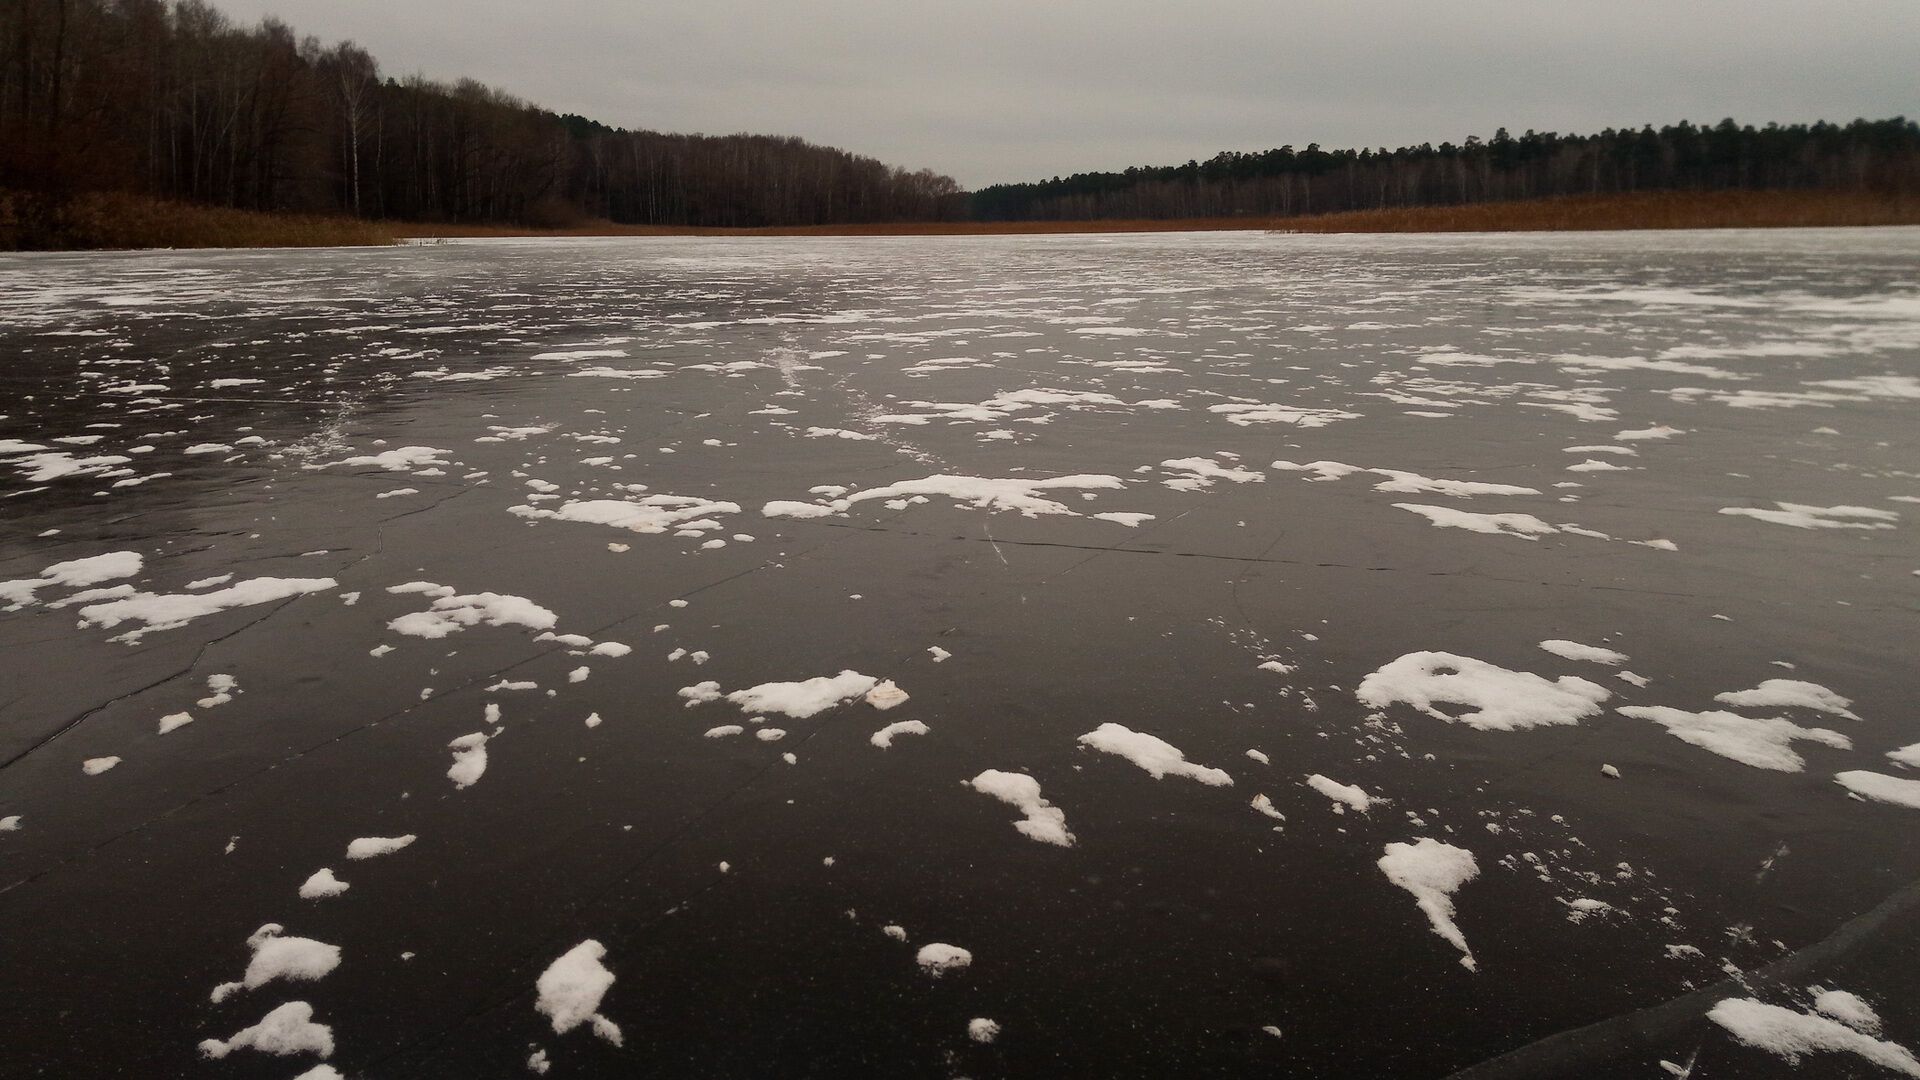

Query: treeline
[0,0,964,229]
[972,119,1920,221]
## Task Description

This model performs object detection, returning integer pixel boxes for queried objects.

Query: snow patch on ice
[1618,706,1849,771]
[346,834,415,860]
[1834,771,1920,809]
[298,868,349,900]
[79,577,335,642]
[210,924,341,1003]
[447,732,490,789]
[1305,774,1378,813]
[844,474,1127,517]
[915,943,972,976]
[535,940,623,1045]
[332,446,450,472]
[1715,679,1860,721]
[1078,723,1231,785]
[1378,839,1480,971]
[388,590,557,639]
[1539,640,1628,665]
[1159,456,1265,491]
[966,770,1075,846]
[870,720,929,748]
[1393,504,1558,540]
[1813,989,1884,1034]
[0,550,143,609]
[1718,503,1899,530]
[511,496,740,535]
[865,680,910,710]
[1357,652,1610,731]
[725,671,880,718]
[1210,403,1361,428]
[1708,996,1918,1076]
[199,1001,333,1060]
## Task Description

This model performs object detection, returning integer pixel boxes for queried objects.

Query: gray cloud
[218,0,1920,187]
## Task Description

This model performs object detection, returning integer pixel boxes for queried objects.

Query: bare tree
[322,41,375,215]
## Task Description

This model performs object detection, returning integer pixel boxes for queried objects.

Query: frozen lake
[2,229,1918,1078]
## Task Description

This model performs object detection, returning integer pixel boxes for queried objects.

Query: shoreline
[393,191,1920,241]
[5,189,1916,251]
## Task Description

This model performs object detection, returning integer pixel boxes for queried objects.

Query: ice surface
[9,231,1920,1078]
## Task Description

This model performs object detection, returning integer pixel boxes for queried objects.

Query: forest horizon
[3,0,1918,244]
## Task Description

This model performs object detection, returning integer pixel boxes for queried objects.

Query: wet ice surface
[1,229,1918,1078]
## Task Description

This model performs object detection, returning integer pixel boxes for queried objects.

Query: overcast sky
[217,0,1919,188]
